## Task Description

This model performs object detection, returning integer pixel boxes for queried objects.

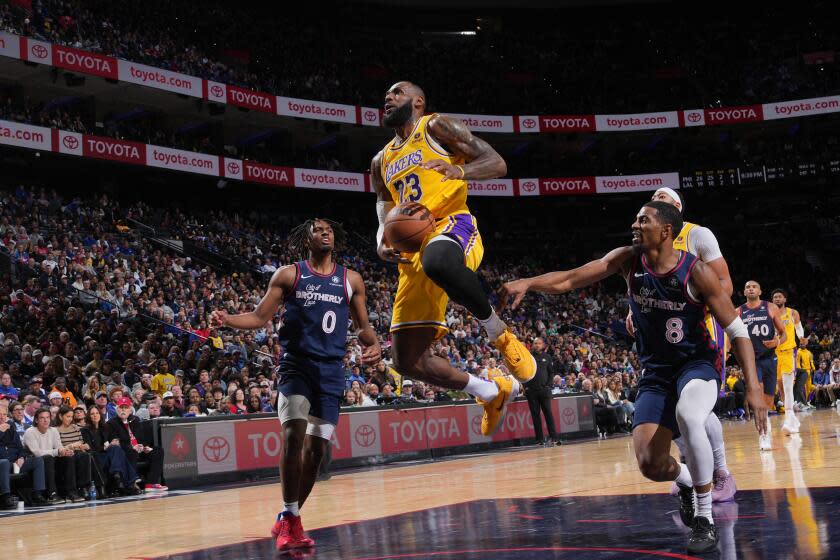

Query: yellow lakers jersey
[778,307,797,351]
[673,221,697,253]
[380,114,470,219]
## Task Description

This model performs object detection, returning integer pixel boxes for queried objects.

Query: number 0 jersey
[627,251,720,376]
[278,261,351,361]
[380,114,470,219]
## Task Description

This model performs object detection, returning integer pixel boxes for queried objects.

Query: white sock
[479,309,507,341]
[283,501,300,516]
[675,462,693,488]
[705,414,727,474]
[465,374,500,401]
[782,373,795,414]
[695,489,713,523]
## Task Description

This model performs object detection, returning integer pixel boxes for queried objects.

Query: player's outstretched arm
[347,270,382,365]
[210,266,294,331]
[792,308,808,346]
[423,115,506,181]
[691,261,767,433]
[371,151,410,265]
[500,246,635,310]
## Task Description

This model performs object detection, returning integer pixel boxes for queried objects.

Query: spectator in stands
[106,397,167,492]
[8,401,27,436]
[49,377,77,408]
[583,379,619,435]
[0,406,49,508]
[229,389,248,415]
[23,408,77,503]
[0,372,20,400]
[400,380,416,402]
[343,391,360,407]
[72,406,87,427]
[53,405,92,499]
[151,359,176,396]
[376,383,398,406]
[21,395,39,426]
[27,377,46,403]
[159,392,181,417]
[813,361,837,406]
[82,406,142,496]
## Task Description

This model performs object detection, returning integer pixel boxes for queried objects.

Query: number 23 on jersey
[394,173,422,203]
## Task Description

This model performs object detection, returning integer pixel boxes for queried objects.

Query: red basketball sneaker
[273,513,314,550]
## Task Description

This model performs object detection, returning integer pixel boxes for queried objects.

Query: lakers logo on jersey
[380,114,470,219]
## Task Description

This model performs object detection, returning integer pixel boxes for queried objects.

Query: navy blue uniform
[277,260,351,424]
[738,300,778,395]
[628,251,721,435]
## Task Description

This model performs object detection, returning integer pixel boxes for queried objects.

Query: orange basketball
[384,202,436,253]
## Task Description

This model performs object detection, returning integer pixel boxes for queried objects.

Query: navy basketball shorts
[757,355,778,396]
[276,354,345,425]
[632,360,721,438]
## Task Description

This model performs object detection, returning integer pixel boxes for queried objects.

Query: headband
[654,187,682,212]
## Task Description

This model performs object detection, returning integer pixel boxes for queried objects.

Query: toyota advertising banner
[0,32,21,59]
[53,45,117,80]
[442,113,516,133]
[3,32,840,134]
[82,134,146,165]
[594,172,680,194]
[159,396,595,484]
[0,119,51,151]
[0,119,685,197]
[467,179,515,197]
[277,96,356,124]
[359,107,382,127]
[227,85,276,113]
[146,145,220,176]
[294,168,365,192]
[118,60,202,98]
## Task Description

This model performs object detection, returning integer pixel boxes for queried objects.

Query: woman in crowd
[53,405,93,498]
[229,389,248,414]
[8,401,28,436]
[82,375,102,406]
[73,405,87,427]
[246,394,264,414]
[82,406,142,496]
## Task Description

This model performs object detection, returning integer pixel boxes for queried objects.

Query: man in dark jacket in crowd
[525,338,560,446]
[105,397,167,492]
[0,407,49,507]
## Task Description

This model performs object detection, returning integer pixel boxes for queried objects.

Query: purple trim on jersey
[440,213,476,253]
[641,250,687,278]
[680,255,704,307]
[714,319,726,380]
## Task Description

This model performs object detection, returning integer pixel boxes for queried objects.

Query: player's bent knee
[637,457,671,482]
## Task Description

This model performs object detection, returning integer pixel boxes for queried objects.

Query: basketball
[384,202,436,253]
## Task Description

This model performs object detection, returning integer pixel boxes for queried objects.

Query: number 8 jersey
[380,114,470,219]
[279,261,351,361]
[627,251,720,377]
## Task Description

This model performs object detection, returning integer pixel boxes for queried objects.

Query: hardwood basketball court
[8,408,839,559]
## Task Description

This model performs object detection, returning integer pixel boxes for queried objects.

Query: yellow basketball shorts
[776,348,796,378]
[390,213,484,341]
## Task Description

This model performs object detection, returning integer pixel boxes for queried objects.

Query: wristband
[455,165,465,179]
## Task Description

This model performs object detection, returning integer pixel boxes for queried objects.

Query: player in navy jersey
[737,280,787,450]
[211,219,381,551]
[500,201,766,554]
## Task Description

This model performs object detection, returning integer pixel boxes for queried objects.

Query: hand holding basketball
[383,202,436,254]
[421,159,465,182]
[209,310,228,328]
[377,244,411,265]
